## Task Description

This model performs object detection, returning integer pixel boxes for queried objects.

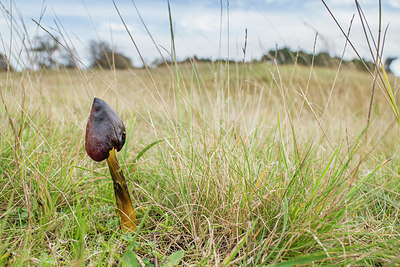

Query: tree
[31,35,59,69]
[89,40,132,69]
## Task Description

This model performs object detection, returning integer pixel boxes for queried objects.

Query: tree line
[259,47,376,72]
[152,48,378,73]
[0,36,389,72]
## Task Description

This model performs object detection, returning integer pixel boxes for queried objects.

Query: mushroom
[85,97,137,232]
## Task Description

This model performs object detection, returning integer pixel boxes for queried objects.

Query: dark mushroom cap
[85,98,126,162]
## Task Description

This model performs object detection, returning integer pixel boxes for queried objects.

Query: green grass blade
[277,111,288,169]
[267,252,328,267]
[381,61,400,127]
[133,139,164,163]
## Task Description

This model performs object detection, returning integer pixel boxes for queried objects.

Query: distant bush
[0,53,13,71]
[184,55,212,64]
[349,58,375,72]
[89,40,132,69]
[261,47,374,72]
[151,55,213,68]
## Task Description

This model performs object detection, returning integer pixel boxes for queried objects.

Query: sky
[1,0,400,74]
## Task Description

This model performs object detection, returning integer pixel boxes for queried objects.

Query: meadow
[1,55,400,266]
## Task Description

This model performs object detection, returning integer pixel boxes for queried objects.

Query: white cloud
[388,0,400,8]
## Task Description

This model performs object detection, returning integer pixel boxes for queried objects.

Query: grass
[1,1,400,264]
[1,60,400,266]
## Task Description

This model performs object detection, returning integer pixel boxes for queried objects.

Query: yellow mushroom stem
[106,148,137,232]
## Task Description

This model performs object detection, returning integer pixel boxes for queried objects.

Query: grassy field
[1,59,400,266]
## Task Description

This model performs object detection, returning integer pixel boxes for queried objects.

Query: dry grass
[1,59,400,265]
